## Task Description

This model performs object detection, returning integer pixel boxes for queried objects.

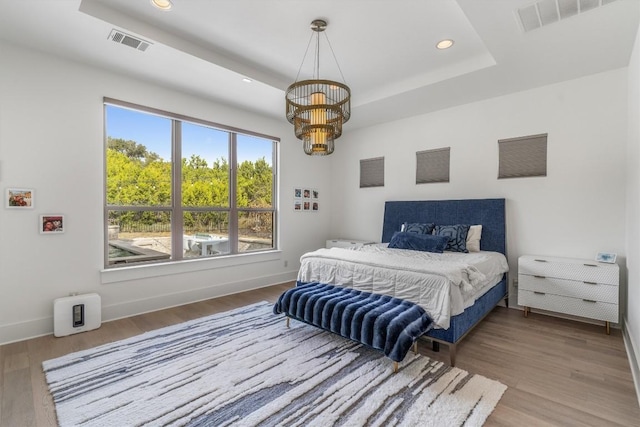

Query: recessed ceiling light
[150,0,173,11]
[242,78,252,83]
[436,39,454,50]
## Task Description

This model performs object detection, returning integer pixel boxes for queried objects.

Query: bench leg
[286,317,290,328]
[393,362,398,373]
[449,344,457,367]
[412,341,418,354]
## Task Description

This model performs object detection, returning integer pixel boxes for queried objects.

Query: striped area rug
[42,302,506,427]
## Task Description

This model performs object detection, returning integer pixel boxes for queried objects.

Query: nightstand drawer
[518,275,618,304]
[519,256,618,285]
[518,290,618,322]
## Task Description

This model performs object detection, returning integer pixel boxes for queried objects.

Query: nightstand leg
[524,306,529,318]
[606,321,610,335]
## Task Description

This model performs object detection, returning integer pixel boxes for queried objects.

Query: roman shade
[498,133,547,179]
[360,157,385,188]
[416,147,450,184]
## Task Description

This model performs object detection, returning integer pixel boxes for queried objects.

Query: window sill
[101,250,282,284]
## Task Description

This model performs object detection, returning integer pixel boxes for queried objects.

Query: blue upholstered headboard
[381,198,506,255]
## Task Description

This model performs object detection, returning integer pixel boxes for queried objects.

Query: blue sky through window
[105,105,273,165]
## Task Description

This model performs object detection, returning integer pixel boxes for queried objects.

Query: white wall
[329,69,628,309]
[626,22,640,400]
[0,41,332,344]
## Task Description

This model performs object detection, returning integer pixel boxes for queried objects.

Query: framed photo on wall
[6,188,34,209]
[40,215,65,234]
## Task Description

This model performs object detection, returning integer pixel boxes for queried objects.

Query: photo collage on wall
[5,187,66,235]
[294,187,319,212]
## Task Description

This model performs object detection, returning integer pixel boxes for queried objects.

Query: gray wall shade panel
[498,133,547,179]
[416,147,450,184]
[360,157,384,188]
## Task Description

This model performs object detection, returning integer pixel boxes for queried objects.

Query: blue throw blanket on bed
[273,282,433,362]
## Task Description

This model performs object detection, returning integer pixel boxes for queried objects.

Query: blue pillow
[388,232,449,253]
[434,224,470,253]
[400,222,435,235]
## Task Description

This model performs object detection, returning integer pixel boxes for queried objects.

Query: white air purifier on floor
[53,293,102,337]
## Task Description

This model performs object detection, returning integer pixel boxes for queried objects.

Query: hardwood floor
[1,282,638,426]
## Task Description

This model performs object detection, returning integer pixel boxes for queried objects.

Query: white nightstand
[326,238,375,249]
[518,255,619,334]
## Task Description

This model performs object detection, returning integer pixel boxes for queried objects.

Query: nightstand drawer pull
[534,259,547,262]
[583,263,598,267]
[583,299,597,303]
[533,275,546,279]
[534,291,545,295]
[583,281,597,285]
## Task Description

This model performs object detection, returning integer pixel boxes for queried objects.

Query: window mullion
[229,132,238,254]
[172,120,184,260]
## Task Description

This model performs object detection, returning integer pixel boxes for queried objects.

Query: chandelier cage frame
[285,19,351,156]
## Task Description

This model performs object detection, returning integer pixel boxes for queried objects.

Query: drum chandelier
[285,19,351,156]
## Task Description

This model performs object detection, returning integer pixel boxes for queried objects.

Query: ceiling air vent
[108,29,152,52]
[517,0,617,33]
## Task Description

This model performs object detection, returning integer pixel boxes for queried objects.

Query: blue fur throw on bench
[273,282,434,362]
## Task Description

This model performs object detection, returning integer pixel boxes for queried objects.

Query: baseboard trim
[622,316,640,408]
[102,272,296,322]
[0,271,297,346]
[0,317,53,346]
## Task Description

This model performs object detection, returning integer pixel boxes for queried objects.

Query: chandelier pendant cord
[292,29,348,86]
[323,33,348,86]
[293,32,315,83]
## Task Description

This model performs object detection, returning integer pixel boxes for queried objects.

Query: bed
[296,198,509,366]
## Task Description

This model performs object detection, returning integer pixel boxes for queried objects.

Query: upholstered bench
[273,281,433,372]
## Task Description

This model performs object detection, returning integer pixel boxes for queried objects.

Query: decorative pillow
[466,225,482,252]
[400,222,435,235]
[388,232,449,253]
[434,224,471,253]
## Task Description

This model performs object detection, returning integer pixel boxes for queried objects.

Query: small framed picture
[294,188,302,198]
[294,200,302,211]
[312,189,319,199]
[40,215,65,234]
[595,252,616,263]
[6,188,34,209]
[303,188,311,199]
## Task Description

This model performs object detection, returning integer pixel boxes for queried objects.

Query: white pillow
[466,225,482,252]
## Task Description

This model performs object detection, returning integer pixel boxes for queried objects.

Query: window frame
[103,97,279,269]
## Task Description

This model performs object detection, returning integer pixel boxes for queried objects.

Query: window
[104,98,278,268]
[416,147,450,184]
[498,133,547,179]
[360,157,385,188]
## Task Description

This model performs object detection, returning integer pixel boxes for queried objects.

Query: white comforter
[297,244,509,329]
